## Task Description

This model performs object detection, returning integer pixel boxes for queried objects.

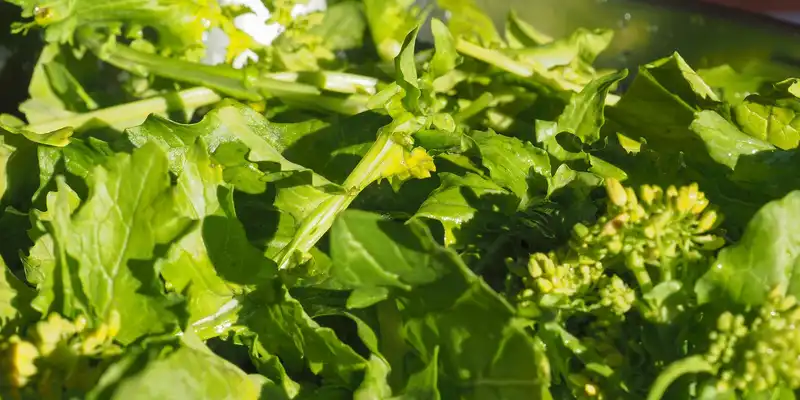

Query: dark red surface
[702,0,800,12]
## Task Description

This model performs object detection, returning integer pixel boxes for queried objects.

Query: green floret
[706,289,800,393]
[648,289,800,400]
[512,179,725,322]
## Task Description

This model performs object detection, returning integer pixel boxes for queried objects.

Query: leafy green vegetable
[5,1,800,399]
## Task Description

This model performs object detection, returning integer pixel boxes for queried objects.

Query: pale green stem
[26,87,222,134]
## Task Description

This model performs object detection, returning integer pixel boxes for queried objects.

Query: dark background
[0,3,41,117]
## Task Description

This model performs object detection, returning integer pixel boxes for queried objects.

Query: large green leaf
[0,256,35,331]
[330,210,452,304]
[363,0,420,61]
[239,281,368,386]
[329,211,551,399]
[157,141,275,324]
[32,143,184,343]
[732,79,800,150]
[471,130,550,206]
[437,0,502,46]
[696,190,800,307]
[96,334,264,400]
[555,70,628,144]
[413,172,518,247]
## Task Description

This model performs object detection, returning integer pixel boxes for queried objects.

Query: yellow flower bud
[10,338,39,387]
[676,186,696,213]
[692,196,710,214]
[666,185,678,199]
[644,225,657,239]
[607,239,622,254]
[82,324,109,354]
[696,235,725,250]
[640,185,655,205]
[584,383,599,397]
[107,309,121,338]
[696,210,719,233]
[625,187,638,207]
[74,315,88,332]
[605,178,627,207]
[527,256,543,278]
[630,204,647,222]
[536,278,554,293]
[538,254,556,275]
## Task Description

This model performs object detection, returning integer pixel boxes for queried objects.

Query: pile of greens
[3,0,800,399]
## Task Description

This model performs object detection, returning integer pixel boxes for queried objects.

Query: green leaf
[390,346,441,400]
[329,211,551,399]
[696,190,800,307]
[157,141,275,324]
[510,27,612,71]
[688,110,775,170]
[13,0,237,55]
[413,172,519,247]
[395,27,422,113]
[311,1,368,51]
[240,281,368,386]
[96,334,264,400]
[698,64,768,105]
[429,18,460,80]
[34,143,183,343]
[471,130,551,206]
[127,101,339,263]
[0,255,35,331]
[363,0,421,61]
[128,101,333,189]
[556,69,628,144]
[353,355,393,400]
[437,0,502,46]
[330,210,451,294]
[732,79,800,150]
[505,9,552,48]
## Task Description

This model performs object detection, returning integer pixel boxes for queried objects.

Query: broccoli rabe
[513,178,724,322]
[708,289,800,393]
[0,312,121,399]
[648,288,800,399]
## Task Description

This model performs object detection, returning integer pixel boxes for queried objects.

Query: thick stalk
[26,87,221,134]
[275,133,399,270]
[80,34,372,115]
[455,39,620,105]
[646,355,713,400]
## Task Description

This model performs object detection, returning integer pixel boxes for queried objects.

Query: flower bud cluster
[706,290,800,394]
[514,180,723,317]
[0,311,121,395]
[577,179,723,275]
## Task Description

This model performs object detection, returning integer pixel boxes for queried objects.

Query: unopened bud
[536,278,554,293]
[640,185,655,205]
[573,223,590,239]
[696,210,719,233]
[607,239,623,254]
[528,256,543,278]
[584,383,598,397]
[692,195,710,214]
[625,187,638,207]
[74,315,88,332]
[644,225,656,239]
[605,178,627,207]
[676,186,696,213]
[695,235,725,250]
[666,185,678,199]
[11,339,39,387]
[107,309,121,338]
[717,312,734,332]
